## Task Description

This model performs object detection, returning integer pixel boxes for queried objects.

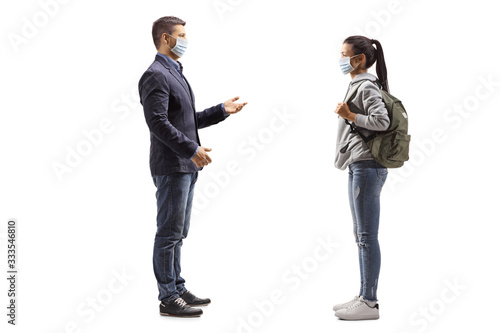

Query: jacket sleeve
[354,82,390,131]
[196,103,229,129]
[139,71,199,159]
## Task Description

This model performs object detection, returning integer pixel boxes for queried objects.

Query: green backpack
[344,79,411,168]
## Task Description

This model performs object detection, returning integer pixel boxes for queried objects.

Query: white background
[1,0,499,332]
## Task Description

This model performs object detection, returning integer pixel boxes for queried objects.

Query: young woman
[332,36,390,320]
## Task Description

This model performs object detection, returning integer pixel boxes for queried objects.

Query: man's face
[165,24,187,49]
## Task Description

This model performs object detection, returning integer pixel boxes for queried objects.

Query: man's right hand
[191,146,212,168]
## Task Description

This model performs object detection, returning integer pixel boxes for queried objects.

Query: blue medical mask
[167,34,188,58]
[339,54,361,75]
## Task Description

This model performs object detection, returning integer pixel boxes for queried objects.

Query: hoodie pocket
[340,141,350,154]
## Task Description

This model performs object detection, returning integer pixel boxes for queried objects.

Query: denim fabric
[348,160,388,302]
[152,172,198,302]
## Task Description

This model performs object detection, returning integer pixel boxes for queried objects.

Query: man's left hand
[224,96,248,114]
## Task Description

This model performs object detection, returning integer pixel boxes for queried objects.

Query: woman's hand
[335,102,357,122]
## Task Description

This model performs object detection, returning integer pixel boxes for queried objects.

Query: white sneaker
[332,296,360,311]
[334,296,379,320]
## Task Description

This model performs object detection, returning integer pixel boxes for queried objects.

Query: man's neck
[157,49,179,62]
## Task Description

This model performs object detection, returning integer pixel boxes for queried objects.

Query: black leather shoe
[159,297,203,317]
[180,290,211,306]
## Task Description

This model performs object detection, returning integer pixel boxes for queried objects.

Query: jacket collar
[155,54,177,72]
[155,54,194,105]
[156,53,182,73]
[350,72,378,85]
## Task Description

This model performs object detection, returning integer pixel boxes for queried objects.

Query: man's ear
[162,33,170,46]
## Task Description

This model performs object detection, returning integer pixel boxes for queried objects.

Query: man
[138,16,247,317]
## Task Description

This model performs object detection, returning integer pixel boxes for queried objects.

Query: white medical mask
[167,34,188,58]
[339,54,361,75]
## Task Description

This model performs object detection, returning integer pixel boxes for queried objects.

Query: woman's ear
[357,53,366,68]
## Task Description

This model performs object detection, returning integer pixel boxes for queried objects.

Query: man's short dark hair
[152,16,186,49]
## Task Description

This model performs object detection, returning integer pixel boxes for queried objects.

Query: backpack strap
[343,78,382,103]
[342,79,381,143]
[343,81,365,104]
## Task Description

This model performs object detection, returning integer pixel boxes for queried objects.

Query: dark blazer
[139,55,228,176]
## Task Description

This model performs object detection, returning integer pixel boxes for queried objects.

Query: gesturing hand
[224,96,248,114]
[191,146,212,168]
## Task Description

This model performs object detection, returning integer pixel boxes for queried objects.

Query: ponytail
[343,36,389,93]
[371,39,389,93]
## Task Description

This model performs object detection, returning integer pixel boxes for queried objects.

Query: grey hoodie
[334,73,390,170]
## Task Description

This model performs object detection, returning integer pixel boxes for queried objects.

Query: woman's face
[340,43,364,70]
[340,43,354,58]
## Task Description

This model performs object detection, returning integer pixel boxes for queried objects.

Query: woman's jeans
[348,160,388,302]
[152,172,198,302]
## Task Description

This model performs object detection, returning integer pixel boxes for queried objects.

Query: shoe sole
[160,312,202,318]
[336,317,380,320]
[335,313,379,321]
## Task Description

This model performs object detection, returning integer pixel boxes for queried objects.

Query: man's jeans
[348,160,388,302]
[152,172,198,302]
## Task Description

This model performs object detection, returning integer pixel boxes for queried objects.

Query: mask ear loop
[351,54,362,70]
[165,34,177,51]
